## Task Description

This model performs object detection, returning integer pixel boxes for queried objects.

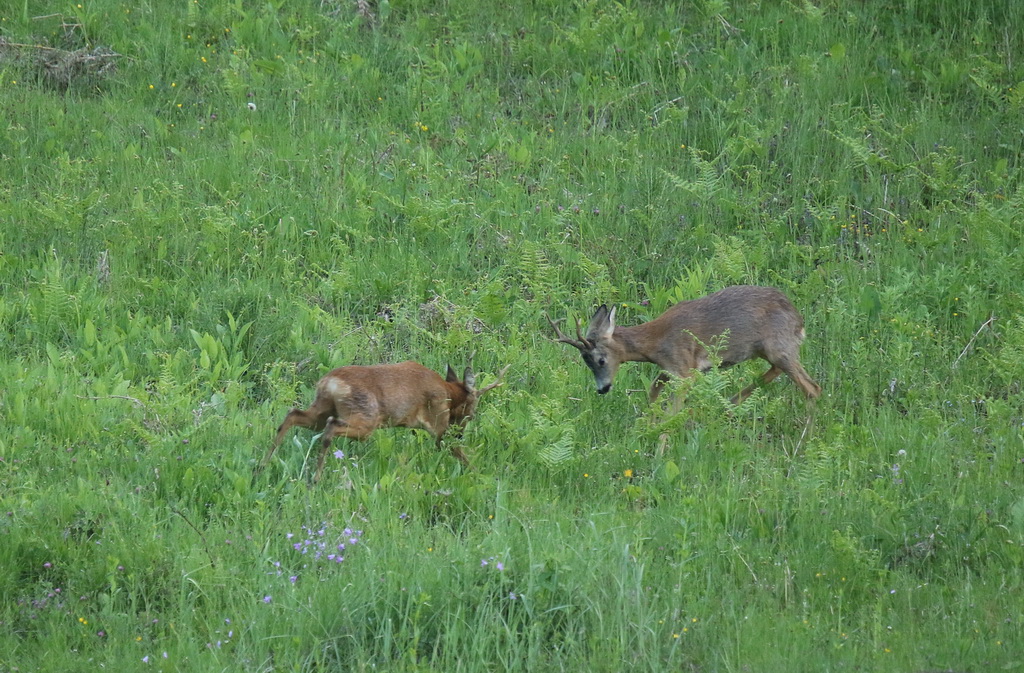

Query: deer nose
[597,384,611,394]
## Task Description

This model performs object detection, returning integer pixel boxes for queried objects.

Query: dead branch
[952,313,997,369]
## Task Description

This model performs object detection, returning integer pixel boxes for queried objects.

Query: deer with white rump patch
[547,285,821,408]
[260,357,509,482]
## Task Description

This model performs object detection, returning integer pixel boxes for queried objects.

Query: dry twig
[952,314,997,369]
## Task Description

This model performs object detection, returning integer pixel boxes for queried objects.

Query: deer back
[318,362,455,434]
[653,285,806,367]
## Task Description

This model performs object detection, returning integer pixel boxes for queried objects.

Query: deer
[258,357,509,483]
[547,285,821,411]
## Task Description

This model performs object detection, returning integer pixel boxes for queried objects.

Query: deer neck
[445,382,472,418]
[612,325,657,364]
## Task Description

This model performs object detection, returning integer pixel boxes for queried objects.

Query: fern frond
[518,241,556,300]
[661,148,723,202]
[537,434,574,469]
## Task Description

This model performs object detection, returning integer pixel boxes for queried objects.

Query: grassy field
[1,0,1023,670]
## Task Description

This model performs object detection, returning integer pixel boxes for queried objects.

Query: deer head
[447,353,510,427]
[547,305,623,394]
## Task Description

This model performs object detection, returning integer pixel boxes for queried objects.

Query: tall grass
[1,0,1022,670]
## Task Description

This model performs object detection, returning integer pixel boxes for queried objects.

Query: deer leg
[439,436,471,468]
[655,371,694,457]
[732,366,784,405]
[431,405,471,468]
[768,355,822,401]
[258,407,330,475]
[313,416,376,483]
[735,357,821,404]
[655,370,696,417]
[784,360,822,400]
[648,372,673,403]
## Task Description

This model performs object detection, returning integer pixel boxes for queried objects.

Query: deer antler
[477,364,510,396]
[545,312,589,350]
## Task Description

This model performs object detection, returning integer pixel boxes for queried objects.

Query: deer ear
[446,365,459,383]
[463,367,476,390]
[587,304,615,341]
[585,305,606,340]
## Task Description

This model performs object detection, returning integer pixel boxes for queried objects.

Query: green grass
[1,0,1023,670]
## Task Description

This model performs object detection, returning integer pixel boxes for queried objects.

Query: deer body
[549,285,821,405]
[260,360,507,482]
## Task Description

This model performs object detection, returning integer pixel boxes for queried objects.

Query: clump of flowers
[205,617,235,649]
[478,556,520,603]
[266,521,364,587]
[6,577,96,635]
[14,584,66,619]
[480,556,505,571]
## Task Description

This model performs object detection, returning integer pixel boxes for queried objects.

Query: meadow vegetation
[1,0,1022,670]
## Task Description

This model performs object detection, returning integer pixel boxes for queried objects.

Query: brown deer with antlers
[547,285,821,407]
[259,358,509,482]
